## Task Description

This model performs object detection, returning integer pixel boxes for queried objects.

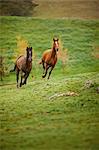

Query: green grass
[0,73,99,150]
[0,16,99,150]
[0,16,99,81]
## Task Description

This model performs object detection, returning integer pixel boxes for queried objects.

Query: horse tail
[10,64,16,72]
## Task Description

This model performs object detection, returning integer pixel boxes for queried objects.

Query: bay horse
[10,47,32,87]
[40,38,59,79]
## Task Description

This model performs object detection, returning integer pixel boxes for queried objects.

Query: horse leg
[16,69,19,88]
[20,71,24,87]
[42,64,50,78]
[23,73,29,85]
[42,61,45,74]
[48,66,54,79]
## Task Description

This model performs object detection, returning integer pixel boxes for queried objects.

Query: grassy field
[0,16,99,150]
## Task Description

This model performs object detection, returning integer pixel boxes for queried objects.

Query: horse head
[26,47,32,62]
[53,38,59,52]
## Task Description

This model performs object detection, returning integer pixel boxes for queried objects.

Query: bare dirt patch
[34,0,99,19]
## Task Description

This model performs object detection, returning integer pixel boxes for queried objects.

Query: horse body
[11,47,32,87]
[16,56,26,71]
[42,49,57,66]
[40,38,59,79]
[16,56,32,73]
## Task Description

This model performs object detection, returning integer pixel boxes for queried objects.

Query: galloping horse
[40,38,59,79]
[10,47,32,87]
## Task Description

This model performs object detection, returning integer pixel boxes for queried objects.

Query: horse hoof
[23,82,26,85]
[42,75,45,78]
[20,83,22,87]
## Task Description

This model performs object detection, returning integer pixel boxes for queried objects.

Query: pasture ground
[0,16,99,150]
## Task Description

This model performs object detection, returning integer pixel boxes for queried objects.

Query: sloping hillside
[0,14,99,150]
[0,0,38,16]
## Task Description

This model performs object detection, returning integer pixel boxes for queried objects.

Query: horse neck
[26,57,31,66]
[51,47,57,58]
[26,56,28,64]
[26,57,32,72]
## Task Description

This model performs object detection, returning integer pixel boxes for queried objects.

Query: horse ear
[30,47,32,50]
[53,38,59,41]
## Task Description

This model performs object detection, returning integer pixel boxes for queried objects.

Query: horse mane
[16,55,24,61]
